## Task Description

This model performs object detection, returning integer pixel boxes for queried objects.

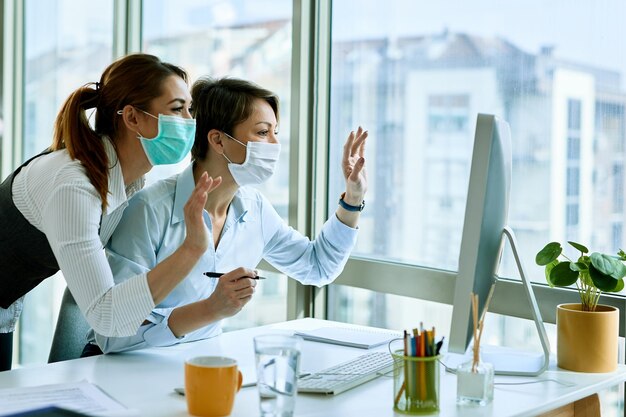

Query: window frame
[2,0,24,180]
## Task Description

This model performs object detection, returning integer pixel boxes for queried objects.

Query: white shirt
[90,163,358,352]
[3,139,155,336]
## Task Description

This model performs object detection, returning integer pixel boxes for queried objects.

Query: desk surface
[1,318,625,417]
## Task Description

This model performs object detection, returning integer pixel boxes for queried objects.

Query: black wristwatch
[338,192,365,212]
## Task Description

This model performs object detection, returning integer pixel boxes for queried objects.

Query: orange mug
[185,356,243,417]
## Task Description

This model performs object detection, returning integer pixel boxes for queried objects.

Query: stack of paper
[0,381,132,417]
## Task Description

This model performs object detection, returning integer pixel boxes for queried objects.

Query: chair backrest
[48,287,90,363]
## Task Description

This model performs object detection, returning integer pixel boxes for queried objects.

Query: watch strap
[339,192,365,212]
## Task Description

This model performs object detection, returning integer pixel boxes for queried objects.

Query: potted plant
[535,241,625,372]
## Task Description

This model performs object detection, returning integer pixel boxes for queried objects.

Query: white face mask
[222,132,281,186]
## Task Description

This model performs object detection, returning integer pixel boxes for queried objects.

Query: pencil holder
[391,350,440,415]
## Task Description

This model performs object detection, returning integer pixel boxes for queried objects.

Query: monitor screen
[448,113,512,354]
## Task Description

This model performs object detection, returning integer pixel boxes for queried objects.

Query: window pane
[24,1,113,159]
[327,0,626,281]
[613,223,623,253]
[141,0,293,329]
[20,0,114,365]
[567,136,580,160]
[613,164,624,211]
[566,166,580,196]
[567,99,581,131]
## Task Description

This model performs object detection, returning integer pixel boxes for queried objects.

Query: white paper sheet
[0,380,133,417]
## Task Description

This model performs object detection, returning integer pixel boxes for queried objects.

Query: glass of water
[253,334,302,417]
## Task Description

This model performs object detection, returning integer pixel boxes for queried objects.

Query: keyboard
[298,351,394,395]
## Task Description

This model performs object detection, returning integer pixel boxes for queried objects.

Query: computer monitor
[446,114,550,376]
[448,113,511,354]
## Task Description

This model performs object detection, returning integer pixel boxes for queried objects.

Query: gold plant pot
[557,303,618,373]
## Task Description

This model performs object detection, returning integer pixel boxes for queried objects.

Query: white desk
[1,318,625,417]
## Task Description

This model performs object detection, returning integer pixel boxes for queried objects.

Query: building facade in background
[328,30,626,334]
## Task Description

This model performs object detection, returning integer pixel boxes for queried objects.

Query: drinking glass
[254,334,302,417]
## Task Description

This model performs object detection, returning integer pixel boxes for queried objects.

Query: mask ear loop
[221,131,240,164]
[116,109,150,139]
[222,153,234,164]
[223,131,247,148]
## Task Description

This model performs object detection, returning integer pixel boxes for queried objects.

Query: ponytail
[52,83,109,210]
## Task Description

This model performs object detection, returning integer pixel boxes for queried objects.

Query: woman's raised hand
[182,172,222,256]
[341,126,368,205]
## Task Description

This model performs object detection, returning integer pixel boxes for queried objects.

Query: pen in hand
[203,272,267,280]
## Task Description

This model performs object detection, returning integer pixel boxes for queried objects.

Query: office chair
[48,287,90,363]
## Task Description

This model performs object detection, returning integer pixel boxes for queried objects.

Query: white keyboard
[298,351,394,395]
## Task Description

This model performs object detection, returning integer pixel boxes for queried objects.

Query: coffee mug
[185,356,243,417]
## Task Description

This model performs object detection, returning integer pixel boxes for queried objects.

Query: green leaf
[536,242,562,266]
[568,241,589,254]
[618,249,626,261]
[590,253,617,276]
[550,261,579,287]
[611,278,624,293]
[589,264,619,291]
[611,260,626,280]
[569,262,588,272]
[544,260,559,287]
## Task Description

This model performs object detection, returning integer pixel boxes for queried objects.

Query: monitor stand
[443,227,551,377]
[495,226,551,376]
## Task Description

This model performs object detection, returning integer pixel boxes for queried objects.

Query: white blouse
[4,139,155,336]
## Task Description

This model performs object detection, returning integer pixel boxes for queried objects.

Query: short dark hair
[190,77,279,161]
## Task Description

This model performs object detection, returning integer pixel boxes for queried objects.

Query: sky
[331,0,626,79]
[24,0,626,85]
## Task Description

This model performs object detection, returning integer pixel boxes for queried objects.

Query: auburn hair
[190,77,279,161]
[51,53,188,209]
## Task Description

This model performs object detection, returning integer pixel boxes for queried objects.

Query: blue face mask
[133,110,196,166]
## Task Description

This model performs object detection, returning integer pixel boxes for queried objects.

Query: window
[566,203,579,227]
[567,136,580,160]
[613,223,623,254]
[565,100,582,242]
[142,0,293,331]
[614,164,624,213]
[567,99,581,131]
[327,0,626,276]
[427,94,469,134]
[566,166,580,197]
[10,0,294,366]
[596,102,624,153]
[18,0,114,365]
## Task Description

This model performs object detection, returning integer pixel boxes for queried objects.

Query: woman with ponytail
[0,53,228,370]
